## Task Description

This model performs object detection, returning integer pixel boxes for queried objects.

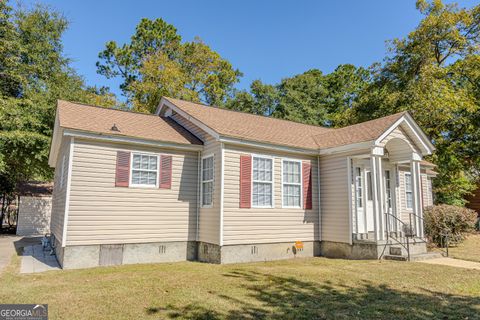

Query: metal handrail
[380,212,411,261]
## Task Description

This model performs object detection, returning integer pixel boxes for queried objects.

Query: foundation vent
[251,246,258,255]
[159,245,167,254]
[203,244,209,254]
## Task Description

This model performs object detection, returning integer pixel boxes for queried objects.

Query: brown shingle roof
[313,112,407,149]
[57,100,202,146]
[164,97,333,150]
[165,97,406,150]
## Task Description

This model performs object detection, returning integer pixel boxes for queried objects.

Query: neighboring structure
[16,181,53,236]
[49,98,436,269]
[466,184,480,215]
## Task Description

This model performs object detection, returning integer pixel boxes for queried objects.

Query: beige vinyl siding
[421,173,433,207]
[222,144,319,245]
[320,153,352,243]
[380,126,418,163]
[50,138,71,245]
[168,111,221,245]
[198,136,222,244]
[65,138,198,246]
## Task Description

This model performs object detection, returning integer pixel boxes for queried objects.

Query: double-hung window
[405,172,413,209]
[131,153,158,187]
[202,156,214,207]
[282,160,302,208]
[252,156,273,207]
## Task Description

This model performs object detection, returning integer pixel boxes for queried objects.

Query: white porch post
[371,147,385,241]
[411,157,424,238]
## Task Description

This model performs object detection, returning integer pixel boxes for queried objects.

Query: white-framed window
[201,155,214,207]
[355,167,363,208]
[130,153,159,187]
[385,170,392,210]
[282,159,302,208]
[252,156,274,208]
[405,172,413,209]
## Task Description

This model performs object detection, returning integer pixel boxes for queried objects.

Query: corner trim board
[61,137,74,247]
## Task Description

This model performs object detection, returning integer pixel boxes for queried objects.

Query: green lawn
[449,233,480,263]
[0,255,479,320]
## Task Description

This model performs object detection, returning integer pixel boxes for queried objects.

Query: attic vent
[111,123,120,132]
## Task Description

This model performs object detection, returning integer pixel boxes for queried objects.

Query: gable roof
[162,97,333,150]
[57,100,202,146]
[313,112,407,149]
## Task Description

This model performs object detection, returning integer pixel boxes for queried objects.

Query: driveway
[0,235,21,272]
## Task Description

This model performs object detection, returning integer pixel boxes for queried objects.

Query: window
[282,160,302,207]
[385,170,392,210]
[252,156,273,207]
[131,153,158,187]
[405,172,413,209]
[202,156,214,207]
[355,167,363,208]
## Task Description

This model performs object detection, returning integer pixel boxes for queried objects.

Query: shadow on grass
[157,269,480,320]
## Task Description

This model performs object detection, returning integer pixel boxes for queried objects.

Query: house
[16,181,53,236]
[48,98,435,269]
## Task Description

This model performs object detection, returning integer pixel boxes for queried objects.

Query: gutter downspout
[317,155,322,246]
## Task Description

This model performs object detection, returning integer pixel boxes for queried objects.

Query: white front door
[354,167,366,233]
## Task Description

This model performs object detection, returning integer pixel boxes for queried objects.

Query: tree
[0,1,118,228]
[346,0,480,205]
[227,65,370,127]
[97,19,241,112]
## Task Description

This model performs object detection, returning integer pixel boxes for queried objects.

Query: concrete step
[383,252,443,262]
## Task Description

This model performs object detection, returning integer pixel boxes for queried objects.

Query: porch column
[411,157,424,238]
[370,147,385,241]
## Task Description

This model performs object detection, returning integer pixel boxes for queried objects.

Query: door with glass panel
[354,167,366,233]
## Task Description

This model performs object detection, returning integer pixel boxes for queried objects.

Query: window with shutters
[130,153,159,187]
[201,155,214,207]
[405,172,413,209]
[282,159,302,208]
[252,156,274,208]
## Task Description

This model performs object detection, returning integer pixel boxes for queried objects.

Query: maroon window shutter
[303,161,313,210]
[239,155,252,208]
[159,155,172,189]
[115,151,130,187]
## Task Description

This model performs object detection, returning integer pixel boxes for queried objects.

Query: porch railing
[380,212,411,261]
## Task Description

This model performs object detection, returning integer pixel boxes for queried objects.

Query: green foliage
[227,65,370,127]
[0,1,118,201]
[424,204,478,246]
[97,19,242,113]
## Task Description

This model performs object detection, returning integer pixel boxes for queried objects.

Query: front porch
[349,137,428,259]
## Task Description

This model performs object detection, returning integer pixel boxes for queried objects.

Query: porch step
[383,252,443,262]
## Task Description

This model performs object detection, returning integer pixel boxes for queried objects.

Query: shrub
[424,205,477,247]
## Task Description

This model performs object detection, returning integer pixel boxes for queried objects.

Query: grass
[448,233,480,263]
[0,256,479,319]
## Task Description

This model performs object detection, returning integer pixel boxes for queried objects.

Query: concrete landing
[20,244,60,273]
[418,257,480,270]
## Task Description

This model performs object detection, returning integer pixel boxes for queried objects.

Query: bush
[424,205,477,247]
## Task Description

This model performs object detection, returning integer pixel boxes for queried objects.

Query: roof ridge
[57,99,160,118]
[164,97,334,131]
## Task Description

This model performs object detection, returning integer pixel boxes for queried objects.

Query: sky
[17,0,479,100]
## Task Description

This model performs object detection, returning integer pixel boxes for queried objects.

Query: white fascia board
[157,98,220,140]
[219,136,319,156]
[318,141,374,155]
[63,129,204,152]
[375,114,435,155]
[48,111,62,168]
